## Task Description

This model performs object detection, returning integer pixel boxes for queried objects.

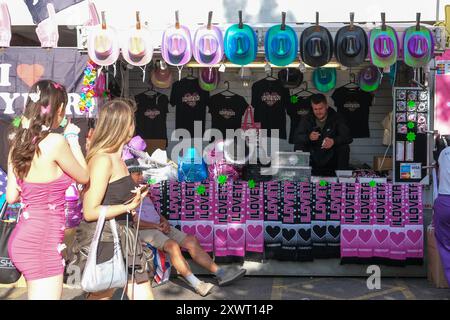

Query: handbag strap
[242,105,256,127]
[85,206,108,266]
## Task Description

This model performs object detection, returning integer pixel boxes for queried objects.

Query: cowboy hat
[312,67,336,93]
[300,25,333,67]
[199,67,220,91]
[151,60,173,89]
[403,25,434,68]
[359,65,381,92]
[0,2,11,47]
[278,68,303,89]
[121,23,154,67]
[369,24,399,68]
[265,13,298,67]
[224,11,257,66]
[125,158,153,173]
[193,12,224,66]
[334,25,368,67]
[161,12,193,66]
[88,24,120,67]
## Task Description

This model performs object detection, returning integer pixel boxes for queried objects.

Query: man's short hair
[310,93,328,105]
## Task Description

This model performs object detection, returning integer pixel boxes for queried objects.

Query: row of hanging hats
[86,10,435,71]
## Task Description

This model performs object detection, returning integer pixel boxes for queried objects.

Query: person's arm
[137,219,160,230]
[293,117,312,150]
[6,151,20,204]
[49,134,89,185]
[82,154,146,222]
[63,121,88,172]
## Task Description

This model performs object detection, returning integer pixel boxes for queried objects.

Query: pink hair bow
[53,82,62,90]
[41,105,51,115]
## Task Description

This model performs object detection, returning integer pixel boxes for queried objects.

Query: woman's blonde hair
[86,98,136,163]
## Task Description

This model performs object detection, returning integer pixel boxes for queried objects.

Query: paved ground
[1,277,449,300]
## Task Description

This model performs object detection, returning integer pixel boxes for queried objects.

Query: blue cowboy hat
[224,11,257,65]
[265,12,298,67]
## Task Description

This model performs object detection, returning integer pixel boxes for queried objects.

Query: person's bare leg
[126,280,154,300]
[181,235,218,273]
[163,239,193,277]
[27,274,63,300]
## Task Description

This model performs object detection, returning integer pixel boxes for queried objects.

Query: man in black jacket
[293,94,352,176]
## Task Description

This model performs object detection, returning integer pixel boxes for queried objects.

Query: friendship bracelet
[64,133,79,139]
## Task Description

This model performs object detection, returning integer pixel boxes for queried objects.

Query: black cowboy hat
[278,68,304,89]
[300,24,333,67]
[334,25,368,67]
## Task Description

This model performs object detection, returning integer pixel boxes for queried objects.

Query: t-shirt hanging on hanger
[135,92,169,140]
[331,86,374,138]
[286,95,312,144]
[170,78,209,137]
[251,78,290,139]
[208,93,248,137]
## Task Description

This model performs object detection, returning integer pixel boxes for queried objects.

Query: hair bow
[53,82,62,90]
[29,86,41,103]
[41,125,50,132]
[41,105,51,115]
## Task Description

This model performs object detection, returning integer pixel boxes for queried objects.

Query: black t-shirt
[251,78,290,139]
[286,95,312,144]
[170,78,209,137]
[331,86,373,138]
[209,93,248,137]
[135,92,169,140]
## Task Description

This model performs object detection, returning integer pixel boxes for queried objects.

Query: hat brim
[300,26,333,67]
[162,25,193,66]
[313,68,336,93]
[334,26,368,67]
[122,28,154,66]
[151,70,173,89]
[278,69,304,88]
[193,26,224,65]
[359,66,381,92]
[224,24,258,65]
[88,26,120,66]
[403,26,434,68]
[265,25,298,66]
[127,165,153,173]
[369,26,399,68]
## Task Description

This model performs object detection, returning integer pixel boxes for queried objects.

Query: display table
[150,181,425,273]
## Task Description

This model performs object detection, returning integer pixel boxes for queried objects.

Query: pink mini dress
[8,172,72,281]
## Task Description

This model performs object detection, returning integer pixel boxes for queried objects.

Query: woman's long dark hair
[10,80,68,180]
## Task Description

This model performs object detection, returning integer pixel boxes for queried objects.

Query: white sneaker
[195,281,215,297]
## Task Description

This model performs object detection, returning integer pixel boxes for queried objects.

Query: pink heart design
[374,229,389,243]
[17,64,45,88]
[358,229,372,243]
[247,225,263,239]
[229,228,244,242]
[342,229,357,243]
[182,225,196,236]
[406,230,422,244]
[197,225,212,239]
[391,232,406,246]
[216,229,227,243]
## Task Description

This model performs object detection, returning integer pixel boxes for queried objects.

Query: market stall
[1,2,448,279]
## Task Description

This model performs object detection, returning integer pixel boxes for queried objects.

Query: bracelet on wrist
[64,133,79,139]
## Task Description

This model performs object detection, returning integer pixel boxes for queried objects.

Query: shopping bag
[0,201,22,284]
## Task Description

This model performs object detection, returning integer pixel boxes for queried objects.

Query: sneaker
[217,268,247,286]
[195,281,215,297]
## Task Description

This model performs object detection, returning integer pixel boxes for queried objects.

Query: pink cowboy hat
[121,12,153,67]
[88,13,120,67]
[161,12,193,66]
[193,12,224,66]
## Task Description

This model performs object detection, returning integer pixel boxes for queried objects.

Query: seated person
[293,93,353,176]
[125,159,247,297]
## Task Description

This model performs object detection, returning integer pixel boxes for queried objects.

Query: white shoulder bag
[81,206,127,292]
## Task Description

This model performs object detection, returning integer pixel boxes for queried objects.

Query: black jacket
[293,108,352,166]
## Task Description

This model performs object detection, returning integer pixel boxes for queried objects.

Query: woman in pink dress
[6,80,89,300]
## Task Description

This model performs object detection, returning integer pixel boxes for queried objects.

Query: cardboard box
[427,225,449,288]
[373,156,393,171]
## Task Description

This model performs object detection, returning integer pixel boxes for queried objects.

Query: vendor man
[293,93,352,176]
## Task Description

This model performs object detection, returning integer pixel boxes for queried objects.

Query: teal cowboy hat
[265,12,298,67]
[224,11,257,66]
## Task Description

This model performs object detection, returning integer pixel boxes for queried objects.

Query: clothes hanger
[293,81,314,97]
[185,67,197,79]
[263,68,277,81]
[143,82,158,96]
[342,71,359,89]
[218,81,236,97]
